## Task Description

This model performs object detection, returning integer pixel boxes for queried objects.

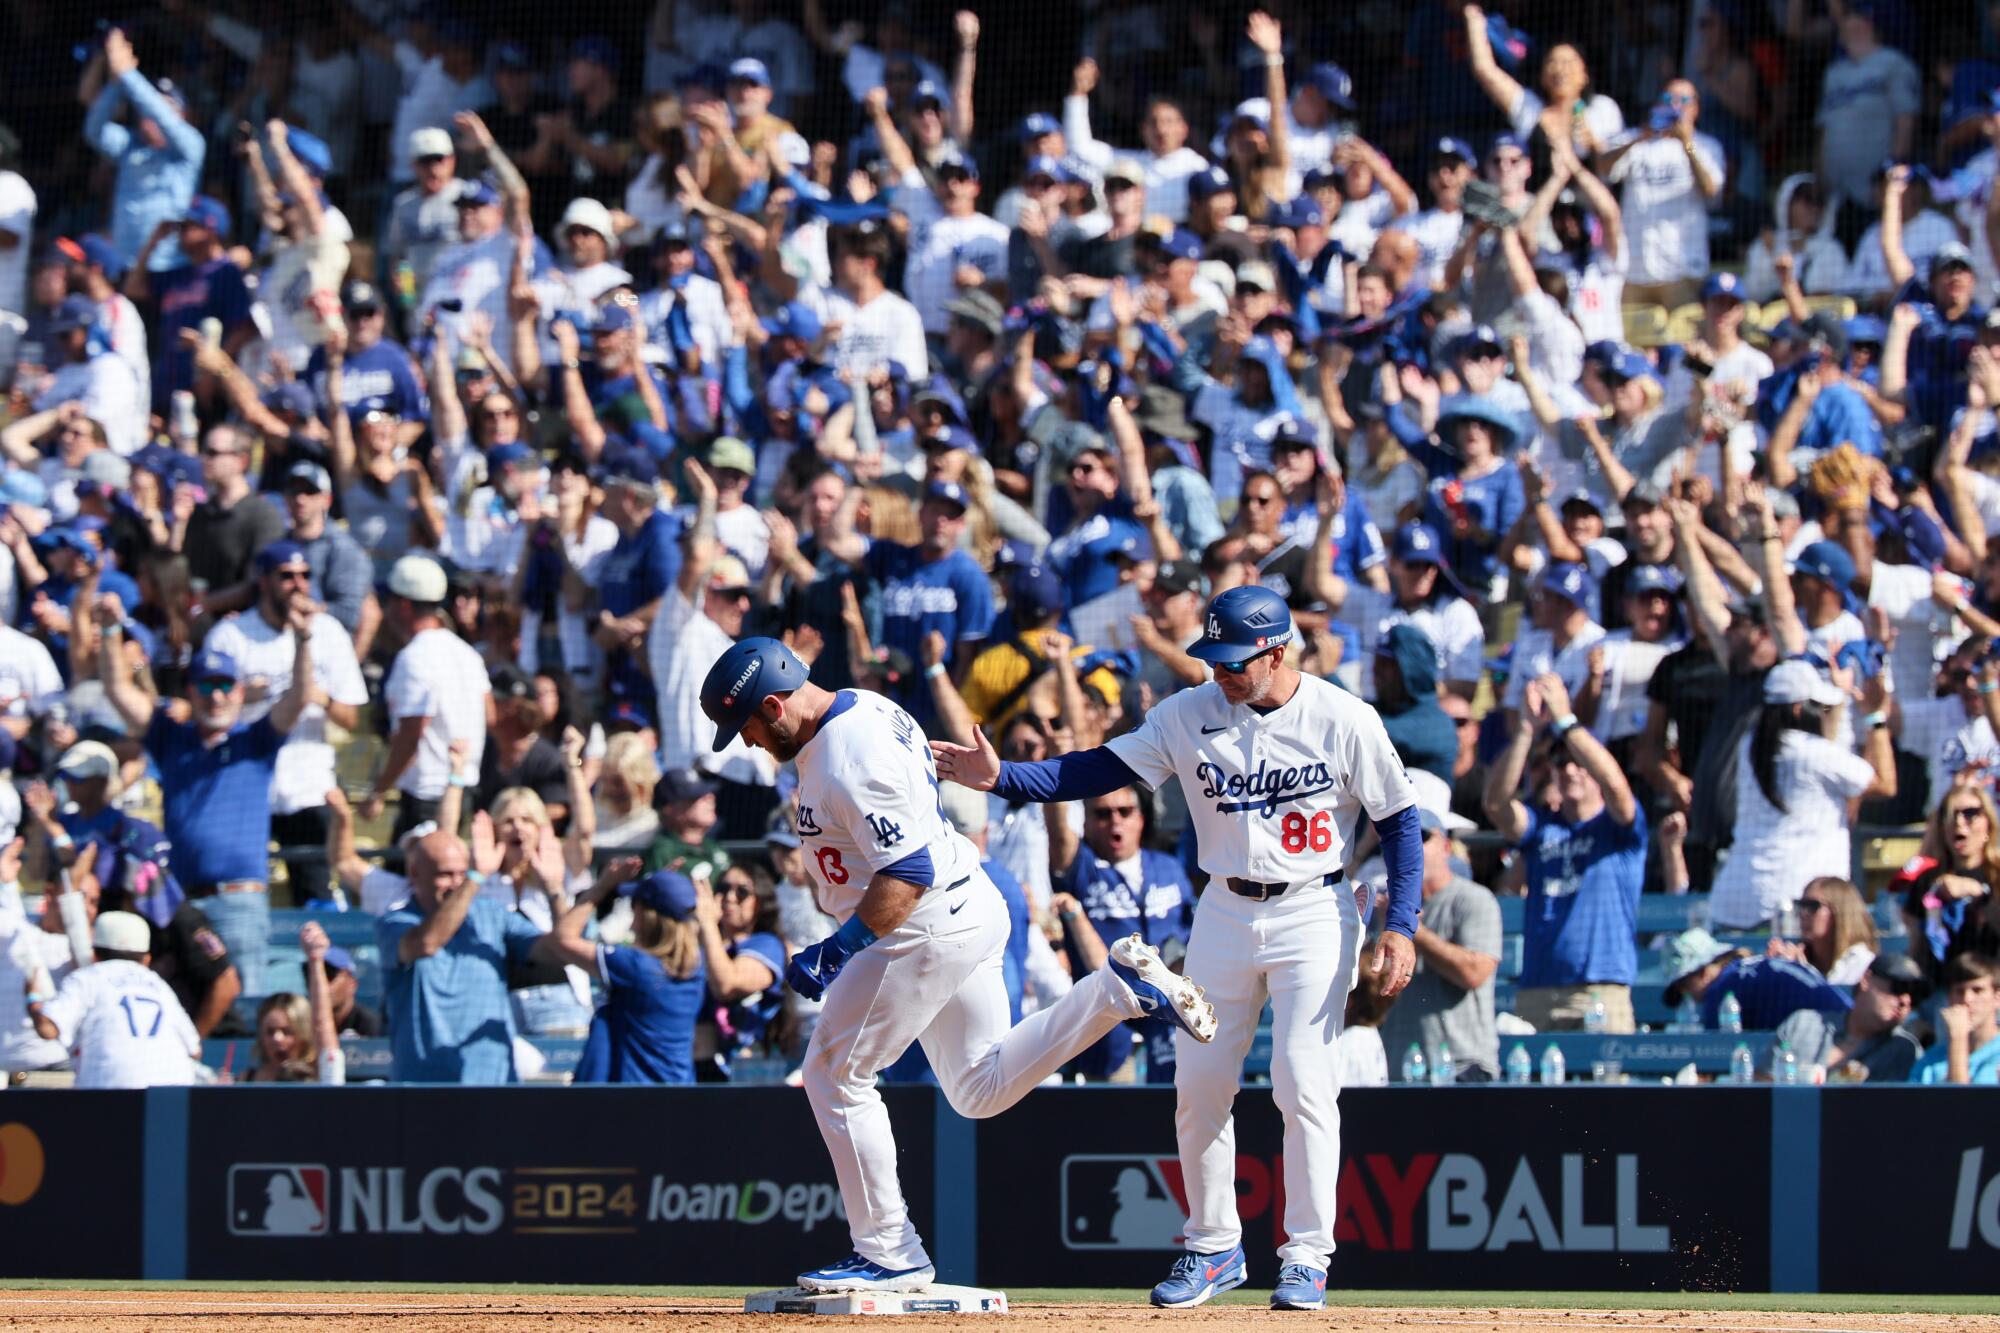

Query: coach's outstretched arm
[931,728,1142,803]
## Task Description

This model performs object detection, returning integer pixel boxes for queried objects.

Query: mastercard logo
[0,1123,45,1205]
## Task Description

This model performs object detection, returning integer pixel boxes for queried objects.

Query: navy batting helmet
[1187,585,1294,665]
[699,637,808,751]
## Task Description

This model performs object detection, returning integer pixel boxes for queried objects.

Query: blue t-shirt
[575,942,707,1084]
[1420,461,1525,592]
[305,338,428,422]
[1904,302,1985,436]
[1516,803,1647,988]
[154,257,254,403]
[715,930,786,1060]
[1282,491,1388,583]
[144,710,286,886]
[1700,955,1852,1031]
[1045,500,1147,610]
[864,541,993,721]
[1061,843,1196,1081]
[377,895,540,1084]
[989,858,1029,1025]
[1909,1029,2000,1085]
[599,509,683,619]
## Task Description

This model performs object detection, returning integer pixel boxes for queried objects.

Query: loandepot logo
[645,1176,844,1228]
[0,1123,44,1205]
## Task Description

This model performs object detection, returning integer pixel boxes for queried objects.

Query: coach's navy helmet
[700,637,808,752]
[1187,585,1294,665]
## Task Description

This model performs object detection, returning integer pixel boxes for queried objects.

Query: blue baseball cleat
[1270,1262,1328,1310]
[1109,935,1218,1043]
[796,1252,936,1293]
[1149,1244,1247,1308]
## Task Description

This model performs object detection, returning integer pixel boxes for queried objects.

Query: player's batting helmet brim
[1185,630,1294,664]
[699,637,808,751]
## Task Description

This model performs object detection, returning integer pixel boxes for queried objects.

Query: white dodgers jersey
[792,690,983,920]
[1106,674,1417,884]
[39,959,200,1089]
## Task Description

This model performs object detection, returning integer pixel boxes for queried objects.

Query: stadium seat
[1662,303,1704,345]
[1621,304,1670,348]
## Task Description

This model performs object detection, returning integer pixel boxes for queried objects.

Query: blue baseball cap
[486,441,536,470]
[261,382,316,419]
[924,480,972,513]
[1011,564,1065,619]
[1158,228,1203,262]
[1272,197,1323,229]
[606,696,655,730]
[0,470,47,510]
[69,233,128,281]
[1436,395,1522,449]
[283,128,332,179]
[1602,350,1659,385]
[1537,561,1596,608]
[286,460,332,493]
[1112,527,1154,563]
[493,41,533,70]
[1304,63,1356,112]
[1392,521,1447,566]
[319,944,355,975]
[1700,271,1746,303]
[1792,540,1860,601]
[1625,563,1684,598]
[621,870,697,920]
[1302,165,1343,192]
[1186,165,1234,201]
[191,648,239,684]
[699,637,809,752]
[762,300,823,343]
[182,195,231,237]
[596,302,639,334]
[569,34,617,69]
[1019,112,1061,141]
[1583,339,1627,369]
[911,79,947,110]
[1486,133,1527,161]
[254,540,309,574]
[937,154,980,181]
[49,294,98,334]
[1434,137,1476,166]
[454,178,500,209]
[727,56,771,86]
[1846,315,1887,345]
[346,396,399,426]
[922,424,980,454]
[1023,153,1067,183]
[1453,324,1504,358]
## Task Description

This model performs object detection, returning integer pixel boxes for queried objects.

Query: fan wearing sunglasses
[934,583,1422,1310]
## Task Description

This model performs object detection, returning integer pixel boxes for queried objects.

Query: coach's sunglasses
[1214,646,1278,675]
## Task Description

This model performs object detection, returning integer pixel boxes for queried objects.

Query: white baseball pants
[1173,879,1364,1269]
[800,873,1143,1271]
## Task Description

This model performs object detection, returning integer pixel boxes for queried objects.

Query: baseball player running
[932,585,1421,1311]
[699,638,1218,1294]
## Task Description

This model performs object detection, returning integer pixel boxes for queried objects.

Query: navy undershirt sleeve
[991,749,1144,803]
[1373,804,1423,939]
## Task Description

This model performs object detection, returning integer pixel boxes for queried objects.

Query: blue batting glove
[785,934,853,1002]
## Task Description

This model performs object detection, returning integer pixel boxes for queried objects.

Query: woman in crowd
[1769,875,1877,985]
[593,732,663,854]
[541,859,706,1084]
[1904,779,2000,984]
[244,993,316,1083]
[693,862,787,1079]
[1710,661,1895,930]
[473,785,596,1035]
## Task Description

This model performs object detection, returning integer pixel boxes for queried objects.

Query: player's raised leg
[1262,884,1365,1310]
[1155,894,1266,1307]
[920,886,1214,1119]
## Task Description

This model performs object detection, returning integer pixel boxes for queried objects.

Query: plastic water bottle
[1717,991,1743,1034]
[1729,1042,1756,1084]
[1505,1044,1534,1085]
[1583,998,1607,1033]
[1776,903,1801,941]
[1771,1041,1798,1086]
[1401,1043,1427,1085]
[1539,1043,1567,1085]
[1675,996,1701,1033]
[1432,1039,1455,1086]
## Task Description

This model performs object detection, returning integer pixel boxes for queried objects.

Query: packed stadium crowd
[0,0,1998,1092]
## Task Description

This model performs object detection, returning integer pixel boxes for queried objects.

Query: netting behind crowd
[2,0,1998,1090]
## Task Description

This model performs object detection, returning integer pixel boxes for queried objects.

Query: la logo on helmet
[1207,614,1222,639]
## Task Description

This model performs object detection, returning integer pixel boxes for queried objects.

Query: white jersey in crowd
[0,894,72,1072]
[0,625,64,725]
[1501,623,1608,713]
[1603,130,1725,286]
[1060,96,1210,223]
[792,689,982,922]
[1348,588,1487,698]
[639,275,732,370]
[0,169,34,321]
[383,626,490,801]
[799,284,928,382]
[1107,674,1416,884]
[649,587,769,785]
[1595,630,1681,743]
[204,609,370,816]
[36,354,145,456]
[38,958,200,1089]
[892,171,1010,336]
[1325,190,1401,263]
[1709,731,1876,930]
[1393,207,1465,290]
[420,231,535,372]
[1846,210,1956,298]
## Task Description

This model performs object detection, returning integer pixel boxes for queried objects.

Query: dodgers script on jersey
[793,690,983,919]
[1106,673,1417,882]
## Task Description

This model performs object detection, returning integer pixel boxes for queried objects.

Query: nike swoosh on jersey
[1199,723,1232,734]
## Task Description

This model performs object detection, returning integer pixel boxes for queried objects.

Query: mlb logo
[1061,1154,1187,1251]
[228,1164,329,1237]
